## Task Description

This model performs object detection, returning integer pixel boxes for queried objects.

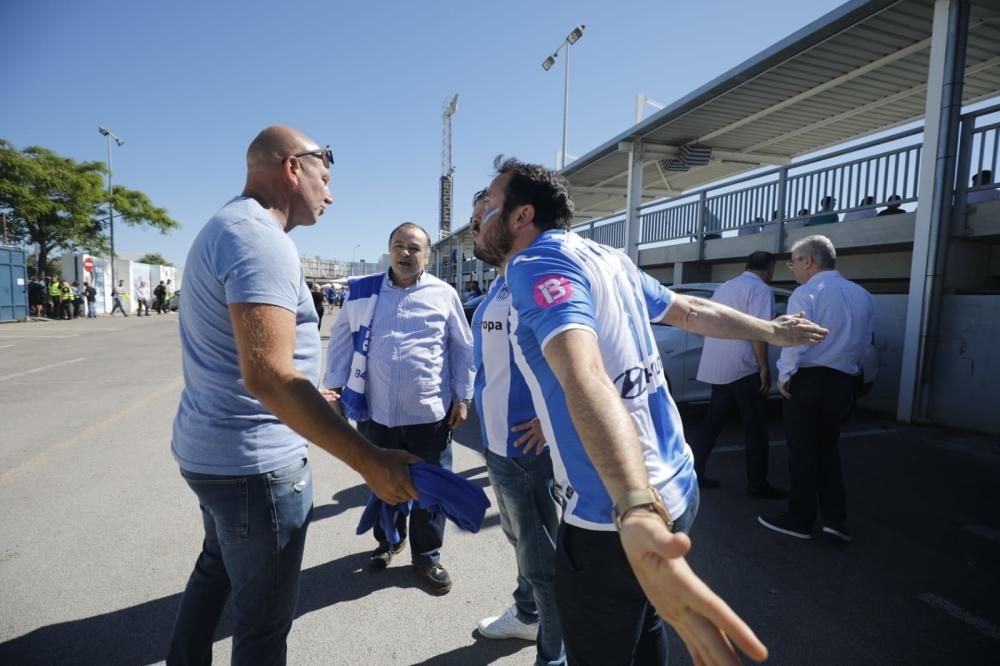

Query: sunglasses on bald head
[288,145,334,169]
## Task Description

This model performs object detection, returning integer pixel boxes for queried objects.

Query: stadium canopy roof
[564,0,1000,221]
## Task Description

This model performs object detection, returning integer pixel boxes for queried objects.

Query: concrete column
[897,0,969,423]
[624,140,644,262]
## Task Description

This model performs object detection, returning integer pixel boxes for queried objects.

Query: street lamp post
[98,126,124,287]
[542,25,585,170]
[351,244,361,276]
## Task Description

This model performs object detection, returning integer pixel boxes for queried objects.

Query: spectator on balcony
[738,216,764,236]
[968,170,1000,204]
[877,194,906,216]
[806,196,838,226]
[842,196,877,221]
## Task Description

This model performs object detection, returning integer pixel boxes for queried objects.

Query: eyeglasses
[786,256,806,269]
[288,145,334,168]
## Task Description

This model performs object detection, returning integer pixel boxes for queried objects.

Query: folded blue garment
[356,463,491,545]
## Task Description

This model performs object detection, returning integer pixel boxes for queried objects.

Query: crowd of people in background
[27,274,176,319]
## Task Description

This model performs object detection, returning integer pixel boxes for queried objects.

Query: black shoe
[414,562,452,595]
[822,524,853,543]
[758,513,812,539]
[697,476,721,489]
[747,483,788,500]
[367,541,406,572]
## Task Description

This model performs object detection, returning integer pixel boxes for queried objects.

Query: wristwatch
[458,398,472,407]
[612,486,673,531]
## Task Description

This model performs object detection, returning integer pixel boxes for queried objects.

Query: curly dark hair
[493,156,574,231]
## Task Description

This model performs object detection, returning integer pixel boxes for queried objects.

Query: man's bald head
[246,125,316,172]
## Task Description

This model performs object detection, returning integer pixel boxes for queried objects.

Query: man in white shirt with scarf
[324,222,475,594]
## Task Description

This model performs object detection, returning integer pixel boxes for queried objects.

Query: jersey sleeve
[639,270,675,322]
[506,248,597,350]
[215,221,301,312]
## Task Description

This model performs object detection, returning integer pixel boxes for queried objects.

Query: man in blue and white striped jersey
[468,190,565,665]
[474,156,829,666]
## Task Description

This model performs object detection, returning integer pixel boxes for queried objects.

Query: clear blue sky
[1,0,844,267]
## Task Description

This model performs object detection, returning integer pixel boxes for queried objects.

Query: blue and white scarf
[339,273,384,422]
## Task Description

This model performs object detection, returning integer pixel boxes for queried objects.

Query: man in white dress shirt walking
[694,251,786,499]
[759,235,874,543]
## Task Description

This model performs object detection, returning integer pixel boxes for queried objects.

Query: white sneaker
[477,605,538,641]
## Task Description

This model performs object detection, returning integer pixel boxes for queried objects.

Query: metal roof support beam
[744,52,1000,154]
[695,35,935,145]
[624,140,644,262]
[898,0,969,424]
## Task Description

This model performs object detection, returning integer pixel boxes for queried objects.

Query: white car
[652,283,878,404]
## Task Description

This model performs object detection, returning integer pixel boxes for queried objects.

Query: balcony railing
[571,102,1000,249]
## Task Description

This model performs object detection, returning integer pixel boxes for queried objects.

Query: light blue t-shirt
[506,230,695,531]
[172,196,320,475]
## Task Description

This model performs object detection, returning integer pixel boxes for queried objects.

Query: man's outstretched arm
[664,293,827,348]
[543,328,768,665]
[230,303,419,504]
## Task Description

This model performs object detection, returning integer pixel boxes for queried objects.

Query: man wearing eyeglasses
[759,235,874,544]
[168,125,419,665]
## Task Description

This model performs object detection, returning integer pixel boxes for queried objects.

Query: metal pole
[561,43,570,170]
[107,136,115,288]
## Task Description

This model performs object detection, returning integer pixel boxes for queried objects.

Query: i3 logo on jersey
[614,366,648,399]
[533,276,572,308]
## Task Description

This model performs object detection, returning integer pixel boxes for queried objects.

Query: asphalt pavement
[0,309,997,665]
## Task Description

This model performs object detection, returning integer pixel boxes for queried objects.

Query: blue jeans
[555,485,700,666]
[486,449,565,666]
[87,301,97,318]
[168,458,313,666]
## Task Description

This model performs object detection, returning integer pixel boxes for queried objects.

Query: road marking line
[917,593,1000,641]
[714,428,898,453]
[0,344,14,349]
[0,376,184,487]
[964,524,1000,543]
[0,357,87,383]
[0,335,80,339]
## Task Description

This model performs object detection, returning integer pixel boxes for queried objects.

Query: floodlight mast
[440,94,459,237]
[98,126,125,287]
[541,25,585,170]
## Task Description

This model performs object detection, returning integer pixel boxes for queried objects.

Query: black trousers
[694,372,770,488]
[783,366,854,529]
[555,489,699,666]
[358,416,452,566]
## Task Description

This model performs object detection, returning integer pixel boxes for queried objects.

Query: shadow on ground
[0,549,465,666]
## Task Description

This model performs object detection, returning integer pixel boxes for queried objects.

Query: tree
[0,140,179,273]
[137,253,171,266]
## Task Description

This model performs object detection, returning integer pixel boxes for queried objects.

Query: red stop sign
[83,257,94,272]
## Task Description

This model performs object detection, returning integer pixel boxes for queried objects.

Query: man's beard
[473,212,514,266]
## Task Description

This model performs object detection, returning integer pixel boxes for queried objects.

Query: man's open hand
[768,311,828,347]
[619,511,769,665]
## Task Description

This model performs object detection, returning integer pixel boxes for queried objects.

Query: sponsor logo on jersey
[533,275,573,308]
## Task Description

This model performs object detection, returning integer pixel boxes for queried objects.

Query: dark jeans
[694,372,771,488]
[358,417,452,566]
[168,458,313,666]
[555,486,700,666]
[783,367,854,529]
